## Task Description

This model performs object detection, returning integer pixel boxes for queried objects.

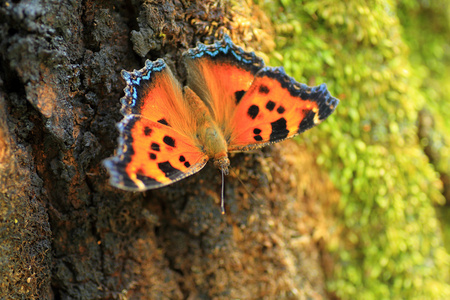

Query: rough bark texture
[0,1,338,299]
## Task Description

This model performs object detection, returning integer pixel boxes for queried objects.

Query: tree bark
[0,1,338,299]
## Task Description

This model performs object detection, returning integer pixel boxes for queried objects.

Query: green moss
[259,0,450,298]
[397,0,450,253]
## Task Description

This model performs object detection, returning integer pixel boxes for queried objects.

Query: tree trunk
[0,1,337,299]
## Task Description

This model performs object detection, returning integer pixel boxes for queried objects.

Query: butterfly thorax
[200,126,230,174]
[195,120,230,175]
[184,86,230,174]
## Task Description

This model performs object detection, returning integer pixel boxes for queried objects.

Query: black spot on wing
[177,155,190,168]
[247,105,259,119]
[163,135,176,147]
[298,110,316,134]
[259,85,270,94]
[158,161,180,177]
[149,153,157,160]
[158,118,170,126]
[151,143,160,152]
[144,126,152,136]
[253,128,263,141]
[266,101,275,111]
[234,90,246,104]
[270,118,289,141]
[277,106,285,114]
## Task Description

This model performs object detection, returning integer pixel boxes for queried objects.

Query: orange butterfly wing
[104,60,208,191]
[228,67,339,151]
[183,35,264,140]
[182,35,338,152]
[120,59,196,133]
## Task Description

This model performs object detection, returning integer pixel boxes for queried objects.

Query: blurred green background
[260,0,450,298]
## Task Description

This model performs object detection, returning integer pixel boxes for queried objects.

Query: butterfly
[103,35,339,211]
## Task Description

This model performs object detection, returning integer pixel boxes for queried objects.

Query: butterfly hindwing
[103,115,208,191]
[183,35,264,138]
[228,67,339,151]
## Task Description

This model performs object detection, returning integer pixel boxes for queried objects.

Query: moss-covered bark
[260,0,450,298]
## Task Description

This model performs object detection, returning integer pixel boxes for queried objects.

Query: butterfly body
[181,86,230,173]
[104,35,339,191]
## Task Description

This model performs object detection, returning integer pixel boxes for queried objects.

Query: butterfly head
[214,155,230,176]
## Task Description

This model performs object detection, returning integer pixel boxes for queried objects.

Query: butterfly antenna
[221,169,226,214]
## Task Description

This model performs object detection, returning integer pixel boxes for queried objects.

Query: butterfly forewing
[183,35,264,138]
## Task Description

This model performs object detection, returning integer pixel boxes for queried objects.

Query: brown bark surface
[0,1,339,299]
